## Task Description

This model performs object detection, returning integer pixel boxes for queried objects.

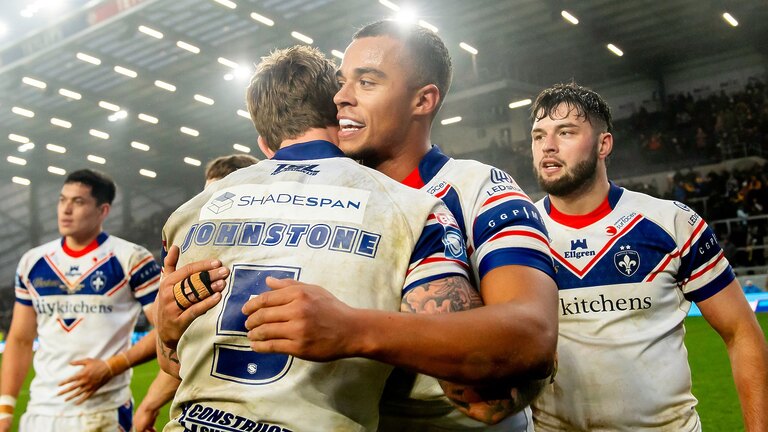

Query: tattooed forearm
[157,334,180,365]
[401,276,483,314]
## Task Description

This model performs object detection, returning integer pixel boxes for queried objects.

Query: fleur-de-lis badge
[614,245,640,277]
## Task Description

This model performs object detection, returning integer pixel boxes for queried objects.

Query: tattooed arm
[156,334,181,379]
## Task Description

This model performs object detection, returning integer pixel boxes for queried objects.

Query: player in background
[133,154,259,432]
[240,20,559,431]
[529,82,768,431]
[155,45,503,431]
[0,169,161,432]
[203,154,260,188]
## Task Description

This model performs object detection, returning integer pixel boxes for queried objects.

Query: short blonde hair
[246,45,339,151]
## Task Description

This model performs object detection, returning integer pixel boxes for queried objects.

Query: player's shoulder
[621,187,695,221]
[19,238,60,266]
[107,234,153,258]
[445,157,527,197]
[360,163,442,204]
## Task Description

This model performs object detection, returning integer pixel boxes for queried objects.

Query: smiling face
[531,103,607,197]
[334,36,419,167]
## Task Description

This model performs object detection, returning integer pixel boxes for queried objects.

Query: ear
[598,132,613,159]
[257,136,275,159]
[412,84,440,117]
[99,203,111,220]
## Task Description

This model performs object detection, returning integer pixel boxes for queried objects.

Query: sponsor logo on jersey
[564,238,595,259]
[177,403,294,432]
[674,201,691,212]
[614,245,640,276]
[605,225,618,236]
[490,168,513,184]
[33,299,114,316]
[89,270,107,292]
[65,265,81,278]
[271,163,320,176]
[200,182,370,224]
[612,212,638,232]
[560,293,652,316]
[32,277,64,289]
[207,192,236,215]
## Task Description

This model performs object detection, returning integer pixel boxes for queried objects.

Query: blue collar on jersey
[542,181,624,215]
[271,140,345,161]
[402,145,451,189]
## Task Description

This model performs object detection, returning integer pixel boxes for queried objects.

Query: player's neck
[279,127,338,148]
[64,229,101,251]
[375,131,433,183]
[549,176,611,216]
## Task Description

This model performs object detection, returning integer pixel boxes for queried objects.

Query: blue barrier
[688,292,768,317]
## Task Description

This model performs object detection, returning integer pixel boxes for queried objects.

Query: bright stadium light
[87,154,106,164]
[331,50,344,60]
[131,141,150,151]
[12,177,31,186]
[76,52,101,65]
[212,0,236,9]
[139,169,157,178]
[177,40,200,54]
[51,118,72,128]
[114,65,138,78]
[233,143,250,153]
[561,10,579,25]
[46,143,67,153]
[250,12,274,26]
[440,116,462,125]
[218,57,239,69]
[459,42,478,55]
[237,109,250,119]
[17,143,35,152]
[291,31,313,44]
[418,20,438,33]
[509,98,532,109]
[22,76,47,89]
[48,166,66,176]
[194,94,215,105]
[89,129,109,140]
[9,133,30,143]
[379,0,399,11]
[154,80,177,92]
[59,88,82,100]
[184,157,201,166]
[138,113,159,124]
[108,110,128,122]
[180,127,199,137]
[722,12,738,27]
[12,106,34,118]
[607,43,624,57]
[7,156,27,166]
[138,25,163,39]
[98,101,120,112]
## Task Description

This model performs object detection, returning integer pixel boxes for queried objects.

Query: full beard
[535,147,599,198]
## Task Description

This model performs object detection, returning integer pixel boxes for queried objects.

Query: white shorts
[20,400,133,432]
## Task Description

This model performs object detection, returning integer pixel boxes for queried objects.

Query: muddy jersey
[162,141,469,432]
[14,232,160,415]
[379,145,556,431]
[532,183,734,431]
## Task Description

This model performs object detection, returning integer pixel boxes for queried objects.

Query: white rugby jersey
[379,145,556,431]
[14,232,160,415]
[162,141,469,432]
[532,183,734,431]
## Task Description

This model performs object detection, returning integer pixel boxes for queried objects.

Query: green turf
[2,314,767,430]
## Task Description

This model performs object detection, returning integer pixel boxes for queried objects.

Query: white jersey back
[14,233,160,415]
[533,184,733,431]
[162,141,469,432]
[381,146,555,431]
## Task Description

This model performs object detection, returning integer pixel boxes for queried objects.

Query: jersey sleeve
[14,257,33,306]
[471,169,556,281]
[128,245,161,307]
[403,203,470,293]
[671,201,735,302]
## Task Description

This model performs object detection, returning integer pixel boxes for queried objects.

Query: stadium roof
[1,0,766,192]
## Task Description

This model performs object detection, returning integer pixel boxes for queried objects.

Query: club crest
[614,245,640,277]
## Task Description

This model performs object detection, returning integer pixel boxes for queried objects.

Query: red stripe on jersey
[107,279,129,296]
[682,251,725,287]
[130,255,154,274]
[646,219,707,282]
[434,184,452,198]
[134,275,160,293]
[488,229,549,247]
[482,191,530,208]
[62,237,101,258]
[57,317,83,333]
[551,213,643,277]
[548,196,612,229]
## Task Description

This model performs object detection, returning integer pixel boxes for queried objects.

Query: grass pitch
[2,314,767,430]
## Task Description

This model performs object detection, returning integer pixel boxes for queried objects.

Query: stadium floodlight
[59,88,82,100]
[17,143,35,152]
[98,101,120,112]
[139,169,157,178]
[138,113,159,124]
[194,94,215,105]
[76,52,101,65]
[22,76,47,89]
[114,65,138,78]
[177,40,200,54]
[223,73,234,81]
[12,106,34,118]
[459,42,478,55]
[108,111,128,122]
[237,109,250,119]
[331,50,344,60]
[606,43,624,57]
[155,80,177,92]
[7,156,27,166]
[291,31,313,45]
[87,154,106,164]
[418,20,438,33]
[9,133,30,143]
[184,157,202,166]
[180,127,199,137]
[561,10,579,25]
[218,57,239,69]
[509,98,532,109]
[250,12,274,26]
[48,166,66,175]
[131,141,150,151]
[138,25,163,39]
[379,0,399,11]
[89,129,110,140]
[212,0,236,9]
[51,118,72,128]
[722,12,738,27]
[46,143,67,153]
[12,177,31,186]
[233,143,251,153]
[440,116,462,125]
